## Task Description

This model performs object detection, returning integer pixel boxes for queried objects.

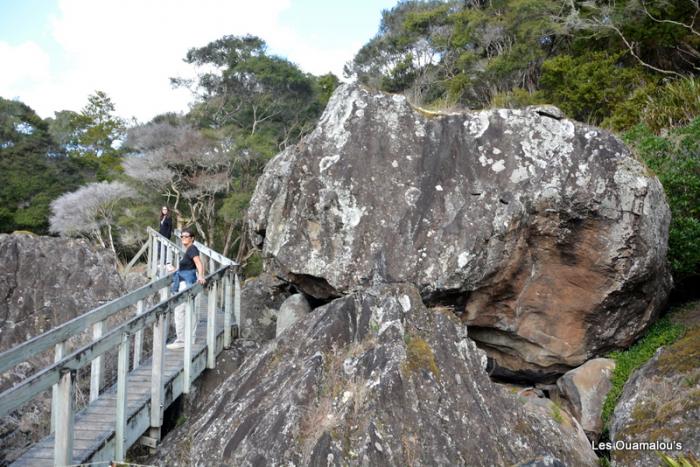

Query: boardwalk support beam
[54,369,75,467]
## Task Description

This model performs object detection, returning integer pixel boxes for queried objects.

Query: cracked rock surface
[248,83,672,378]
[152,284,597,466]
[0,233,127,465]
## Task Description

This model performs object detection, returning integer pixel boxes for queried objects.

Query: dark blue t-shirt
[179,245,200,271]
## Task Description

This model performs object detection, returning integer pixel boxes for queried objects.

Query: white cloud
[0,41,51,94]
[0,0,375,123]
[41,0,296,122]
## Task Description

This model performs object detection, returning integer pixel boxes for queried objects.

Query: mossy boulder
[609,325,700,466]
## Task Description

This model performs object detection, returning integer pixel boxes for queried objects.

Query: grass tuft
[601,316,685,425]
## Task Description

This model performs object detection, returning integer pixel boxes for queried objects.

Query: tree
[49,181,133,252]
[346,0,564,107]
[173,35,327,151]
[123,121,232,247]
[346,1,453,104]
[557,0,700,76]
[46,91,128,181]
[0,98,86,233]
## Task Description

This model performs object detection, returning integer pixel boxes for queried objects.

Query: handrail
[0,275,171,375]
[0,265,231,418]
[147,226,184,255]
[1,226,241,465]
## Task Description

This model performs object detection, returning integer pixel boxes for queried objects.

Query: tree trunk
[106,224,116,253]
[222,220,237,258]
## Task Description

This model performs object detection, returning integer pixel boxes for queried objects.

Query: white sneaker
[166,340,184,350]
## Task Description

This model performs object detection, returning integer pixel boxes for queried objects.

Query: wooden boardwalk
[12,306,226,466]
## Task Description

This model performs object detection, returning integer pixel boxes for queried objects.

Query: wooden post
[150,311,167,429]
[115,332,130,461]
[54,369,75,467]
[150,235,158,277]
[183,295,194,394]
[146,238,153,279]
[234,273,241,336]
[224,271,233,348]
[207,281,217,369]
[89,321,104,402]
[133,300,144,369]
[159,242,166,269]
[50,342,65,434]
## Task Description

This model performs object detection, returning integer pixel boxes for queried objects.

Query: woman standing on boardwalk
[158,206,173,240]
[167,227,206,349]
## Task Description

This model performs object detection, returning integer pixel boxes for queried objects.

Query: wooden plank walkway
[12,301,226,467]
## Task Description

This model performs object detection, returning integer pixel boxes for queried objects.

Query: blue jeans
[171,269,197,293]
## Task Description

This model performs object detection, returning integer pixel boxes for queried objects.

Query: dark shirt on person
[159,216,173,239]
[179,245,200,271]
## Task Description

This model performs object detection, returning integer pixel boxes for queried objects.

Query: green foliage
[639,77,700,132]
[489,87,544,108]
[550,401,564,424]
[179,34,326,149]
[220,192,251,223]
[242,250,263,278]
[315,73,340,107]
[658,452,700,467]
[0,97,87,234]
[47,91,127,181]
[539,52,648,124]
[601,316,685,425]
[350,0,698,124]
[624,119,700,283]
[606,77,700,132]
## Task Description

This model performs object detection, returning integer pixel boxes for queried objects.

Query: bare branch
[640,0,700,37]
[606,22,685,77]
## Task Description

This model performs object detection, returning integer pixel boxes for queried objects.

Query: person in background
[159,206,173,240]
[166,227,206,349]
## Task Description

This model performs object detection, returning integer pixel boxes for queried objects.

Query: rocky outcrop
[239,273,292,342]
[152,284,597,466]
[0,233,126,352]
[557,358,615,439]
[248,83,671,378]
[0,233,127,465]
[609,326,699,466]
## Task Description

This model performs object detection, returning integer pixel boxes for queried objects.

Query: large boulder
[0,233,127,465]
[275,293,311,337]
[239,272,292,342]
[556,358,616,440]
[152,283,597,466]
[609,325,700,466]
[0,233,126,351]
[248,83,671,378]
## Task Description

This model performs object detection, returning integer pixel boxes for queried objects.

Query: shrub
[489,88,544,109]
[642,77,700,133]
[538,52,648,124]
[624,119,700,284]
[605,77,700,133]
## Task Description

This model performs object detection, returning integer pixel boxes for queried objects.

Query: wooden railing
[0,230,241,465]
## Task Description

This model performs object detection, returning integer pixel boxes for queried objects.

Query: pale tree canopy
[124,121,232,245]
[49,181,133,253]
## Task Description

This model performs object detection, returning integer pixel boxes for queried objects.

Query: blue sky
[0,0,398,122]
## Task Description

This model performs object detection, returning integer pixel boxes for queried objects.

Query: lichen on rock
[248,83,672,379]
